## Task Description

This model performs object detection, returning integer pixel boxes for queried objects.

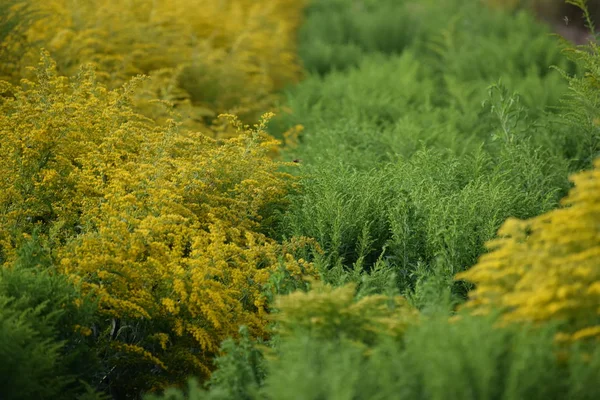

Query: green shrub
[148,313,600,400]
[204,326,266,400]
[551,6,600,168]
[279,140,568,298]
[0,233,103,400]
[297,0,418,75]
[270,0,582,300]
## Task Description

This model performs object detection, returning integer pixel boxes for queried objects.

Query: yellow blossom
[457,159,600,344]
[0,52,315,391]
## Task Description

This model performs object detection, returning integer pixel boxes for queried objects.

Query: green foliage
[270,0,588,301]
[296,0,418,75]
[144,379,206,400]
[423,2,571,102]
[0,295,69,400]
[145,326,265,400]
[204,326,266,400]
[5,1,600,398]
[280,142,568,299]
[0,233,103,400]
[295,0,572,83]
[260,316,562,400]
[551,25,600,167]
[148,313,600,400]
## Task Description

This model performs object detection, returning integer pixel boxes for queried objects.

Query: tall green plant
[550,0,600,168]
[0,234,103,399]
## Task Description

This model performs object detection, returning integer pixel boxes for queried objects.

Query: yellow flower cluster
[457,159,600,343]
[0,53,315,387]
[272,281,419,346]
[6,0,305,132]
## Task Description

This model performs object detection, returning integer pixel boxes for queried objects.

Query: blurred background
[491,0,600,43]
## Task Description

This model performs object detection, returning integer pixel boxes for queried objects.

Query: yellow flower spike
[571,326,600,341]
[0,48,315,391]
[458,158,600,345]
[73,324,93,337]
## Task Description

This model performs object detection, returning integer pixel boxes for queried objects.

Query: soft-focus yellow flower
[457,159,600,344]
[6,0,305,133]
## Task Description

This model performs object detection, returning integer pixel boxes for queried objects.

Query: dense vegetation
[0,0,599,399]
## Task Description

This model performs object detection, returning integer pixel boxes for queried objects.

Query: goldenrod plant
[456,158,600,343]
[0,53,314,396]
[0,0,41,82]
[271,281,418,345]
[457,1,600,344]
[4,0,305,132]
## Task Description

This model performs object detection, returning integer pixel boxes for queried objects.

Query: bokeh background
[493,0,600,43]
